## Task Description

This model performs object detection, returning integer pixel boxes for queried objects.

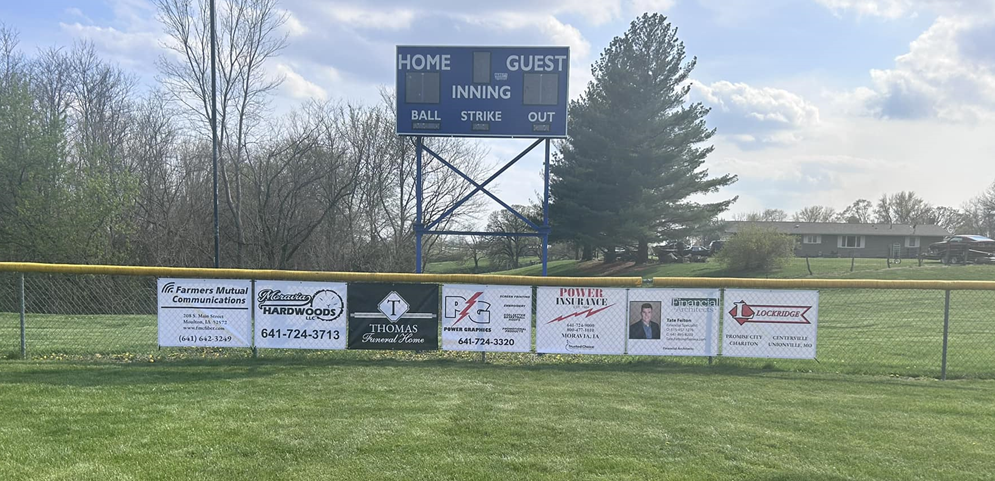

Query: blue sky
[3,0,995,219]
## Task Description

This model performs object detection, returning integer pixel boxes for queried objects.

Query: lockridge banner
[722,289,819,359]
[157,278,252,348]
[348,283,439,350]
[254,280,347,350]
[535,287,627,355]
[441,284,533,352]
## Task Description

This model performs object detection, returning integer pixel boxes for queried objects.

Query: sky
[3,0,995,219]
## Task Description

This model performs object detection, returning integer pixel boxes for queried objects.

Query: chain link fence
[1,269,994,379]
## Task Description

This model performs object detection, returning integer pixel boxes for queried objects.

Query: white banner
[626,288,720,356]
[535,287,627,355]
[157,278,252,347]
[722,289,819,359]
[254,281,347,350]
[441,284,533,352]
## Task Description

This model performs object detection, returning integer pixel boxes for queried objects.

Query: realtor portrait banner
[157,278,252,348]
[722,289,819,359]
[626,288,721,357]
[348,283,440,350]
[254,280,347,350]
[441,284,533,352]
[535,287,627,355]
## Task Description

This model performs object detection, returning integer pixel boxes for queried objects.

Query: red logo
[729,301,811,325]
[546,305,615,324]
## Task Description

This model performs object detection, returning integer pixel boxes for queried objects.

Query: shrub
[715,226,796,273]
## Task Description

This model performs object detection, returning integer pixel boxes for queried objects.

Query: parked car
[925,235,995,264]
[708,240,725,256]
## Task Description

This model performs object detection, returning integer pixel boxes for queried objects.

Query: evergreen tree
[551,13,737,263]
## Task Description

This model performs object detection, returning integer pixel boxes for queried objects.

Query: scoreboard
[396,46,569,138]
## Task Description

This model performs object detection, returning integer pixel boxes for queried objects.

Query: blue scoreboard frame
[396,46,569,138]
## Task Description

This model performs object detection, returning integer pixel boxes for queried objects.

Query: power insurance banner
[722,289,819,359]
[254,280,347,350]
[157,278,252,347]
[348,283,439,350]
[441,284,533,352]
[626,288,721,357]
[535,287,627,355]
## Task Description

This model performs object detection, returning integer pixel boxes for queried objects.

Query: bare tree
[839,199,872,223]
[792,205,837,223]
[732,209,787,222]
[874,191,935,225]
[155,0,288,266]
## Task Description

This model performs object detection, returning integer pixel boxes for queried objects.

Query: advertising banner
[441,284,532,352]
[254,280,347,350]
[535,287,627,355]
[157,278,252,347]
[722,289,819,359]
[348,283,439,350]
[626,288,721,357]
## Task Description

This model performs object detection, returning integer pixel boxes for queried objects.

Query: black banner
[347,283,439,350]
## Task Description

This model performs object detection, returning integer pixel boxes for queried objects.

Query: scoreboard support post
[413,137,552,276]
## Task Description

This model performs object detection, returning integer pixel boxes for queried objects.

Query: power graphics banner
[441,284,533,352]
[254,281,347,350]
[348,283,439,350]
[535,287,627,355]
[722,289,819,359]
[157,278,252,347]
[626,288,721,357]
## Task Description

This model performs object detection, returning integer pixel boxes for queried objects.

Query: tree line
[734,187,995,236]
[0,1,489,272]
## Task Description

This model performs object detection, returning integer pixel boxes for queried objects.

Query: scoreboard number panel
[396,46,569,138]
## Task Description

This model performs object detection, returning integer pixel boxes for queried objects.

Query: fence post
[941,290,950,380]
[19,273,26,359]
[251,279,258,359]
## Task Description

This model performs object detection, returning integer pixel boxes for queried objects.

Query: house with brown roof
[723,222,950,258]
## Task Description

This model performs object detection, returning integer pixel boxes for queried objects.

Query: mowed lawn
[0,359,993,480]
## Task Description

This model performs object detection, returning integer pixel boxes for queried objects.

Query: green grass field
[1,359,994,480]
[2,261,995,479]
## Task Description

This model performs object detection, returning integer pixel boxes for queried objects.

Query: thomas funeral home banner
[721,289,819,359]
[157,278,252,348]
[348,283,440,350]
[535,287,627,355]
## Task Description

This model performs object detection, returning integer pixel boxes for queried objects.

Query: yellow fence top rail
[651,277,995,291]
[0,262,641,287]
[2,263,994,290]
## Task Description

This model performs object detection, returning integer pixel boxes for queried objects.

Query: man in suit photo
[629,302,661,340]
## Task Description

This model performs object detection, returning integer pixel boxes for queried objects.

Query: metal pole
[542,139,550,277]
[251,279,258,358]
[210,0,220,269]
[19,273,25,359]
[415,137,424,273]
[941,290,950,380]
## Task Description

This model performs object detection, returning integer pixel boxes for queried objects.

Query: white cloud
[838,14,995,121]
[59,22,162,70]
[629,0,677,13]
[282,9,308,37]
[693,81,821,146]
[320,3,417,30]
[275,63,328,101]
[814,0,995,19]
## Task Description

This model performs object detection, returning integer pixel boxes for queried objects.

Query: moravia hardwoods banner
[441,284,533,352]
[626,288,721,357]
[348,283,440,350]
[157,278,252,347]
[722,289,819,359]
[254,280,347,350]
[535,287,627,355]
